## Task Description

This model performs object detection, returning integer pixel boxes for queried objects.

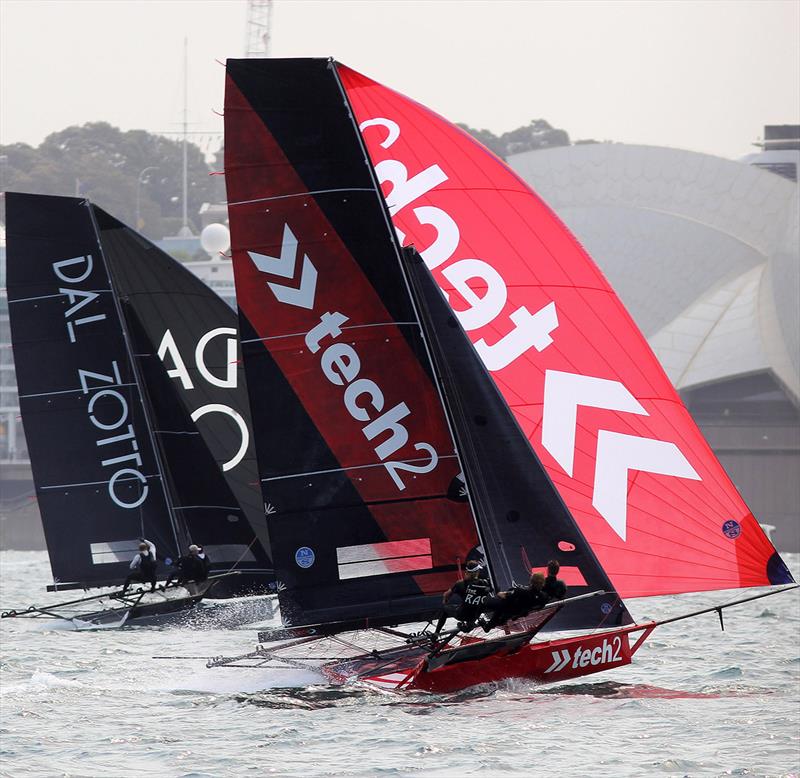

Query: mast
[329,61,495,588]
[245,0,274,58]
[180,37,190,237]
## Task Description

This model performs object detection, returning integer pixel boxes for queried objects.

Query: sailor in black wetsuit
[432,560,493,637]
[165,544,209,588]
[196,546,211,580]
[479,572,549,631]
[543,559,568,600]
[122,539,158,593]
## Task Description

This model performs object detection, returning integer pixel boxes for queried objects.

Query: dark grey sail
[93,207,273,595]
[6,193,180,589]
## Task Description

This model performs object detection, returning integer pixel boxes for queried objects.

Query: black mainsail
[225,59,480,627]
[223,58,624,631]
[6,192,273,595]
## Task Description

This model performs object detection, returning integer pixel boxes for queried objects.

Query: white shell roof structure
[508,144,799,402]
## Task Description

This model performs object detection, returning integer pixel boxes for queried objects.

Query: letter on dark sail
[6,193,177,589]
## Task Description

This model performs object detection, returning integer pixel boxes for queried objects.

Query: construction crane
[245,0,274,58]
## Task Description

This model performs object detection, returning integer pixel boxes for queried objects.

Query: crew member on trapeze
[478,572,549,631]
[164,544,211,588]
[543,559,568,600]
[121,539,158,593]
[431,559,493,638]
[479,561,568,631]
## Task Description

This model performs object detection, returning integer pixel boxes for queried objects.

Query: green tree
[457,119,571,160]
[1,123,216,239]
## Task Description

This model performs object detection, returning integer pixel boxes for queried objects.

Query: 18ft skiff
[210,58,794,690]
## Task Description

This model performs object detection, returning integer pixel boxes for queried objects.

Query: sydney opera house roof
[508,143,799,402]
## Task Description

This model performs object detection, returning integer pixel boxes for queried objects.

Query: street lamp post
[0,155,8,193]
[135,166,159,231]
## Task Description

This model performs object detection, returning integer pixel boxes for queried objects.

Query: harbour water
[1,550,798,777]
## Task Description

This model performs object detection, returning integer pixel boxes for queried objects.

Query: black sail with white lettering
[402,248,631,630]
[5,192,179,589]
[94,207,273,593]
[225,59,483,627]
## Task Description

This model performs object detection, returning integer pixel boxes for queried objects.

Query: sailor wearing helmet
[164,544,210,589]
[431,560,494,637]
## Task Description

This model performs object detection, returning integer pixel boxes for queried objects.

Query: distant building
[508,142,800,551]
[740,124,800,183]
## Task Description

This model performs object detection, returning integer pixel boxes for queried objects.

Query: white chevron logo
[593,431,700,541]
[543,371,647,476]
[248,223,318,310]
[545,649,570,673]
[542,370,701,542]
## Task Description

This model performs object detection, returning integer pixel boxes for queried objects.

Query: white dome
[200,222,231,255]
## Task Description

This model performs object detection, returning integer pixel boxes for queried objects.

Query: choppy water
[1,550,799,778]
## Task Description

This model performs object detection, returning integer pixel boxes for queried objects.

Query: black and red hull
[322,623,656,693]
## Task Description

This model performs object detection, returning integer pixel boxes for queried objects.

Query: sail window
[336,539,432,580]
[90,540,140,565]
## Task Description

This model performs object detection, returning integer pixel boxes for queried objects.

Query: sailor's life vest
[181,555,207,581]
[451,577,493,616]
[138,553,157,575]
[544,576,567,599]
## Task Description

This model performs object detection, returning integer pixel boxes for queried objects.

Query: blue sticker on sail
[600,602,612,615]
[722,520,741,539]
[295,546,315,568]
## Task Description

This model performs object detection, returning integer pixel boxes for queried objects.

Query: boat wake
[0,670,87,696]
[233,685,386,709]
[533,679,761,699]
[161,667,326,696]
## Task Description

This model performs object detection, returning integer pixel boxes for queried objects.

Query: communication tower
[245,0,274,58]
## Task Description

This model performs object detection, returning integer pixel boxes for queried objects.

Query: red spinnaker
[339,64,791,598]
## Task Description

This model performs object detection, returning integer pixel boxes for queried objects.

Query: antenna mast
[245,0,274,57]
[179,37,192,236]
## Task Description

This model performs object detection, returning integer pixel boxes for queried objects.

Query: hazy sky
[1,0,798,161]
